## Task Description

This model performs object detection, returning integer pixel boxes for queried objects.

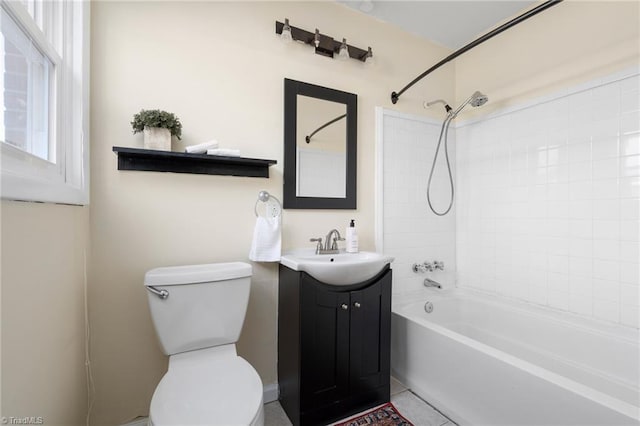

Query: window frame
[0,0,90,205]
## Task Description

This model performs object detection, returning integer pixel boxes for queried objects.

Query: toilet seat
[149,345,264,426]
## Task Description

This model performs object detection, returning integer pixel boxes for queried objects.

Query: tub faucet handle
[434,261,445,271]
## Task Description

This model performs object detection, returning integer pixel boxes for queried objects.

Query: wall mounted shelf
[112,146,277,178]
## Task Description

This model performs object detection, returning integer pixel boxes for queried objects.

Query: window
[0,0,89,205]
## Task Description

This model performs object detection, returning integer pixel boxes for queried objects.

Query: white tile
[620,198,640,220]
[620,241,640,263]
[592,199,619,220]
[620,133,640,156]
[570,273,593,294]
[621,111,640,134]
[593,220,620,240]
[620,262,640,285]
[620,304,640,328]
[548,290,569,311]
[593,279,620,303]
[620,155,640,178]
[620,177,640,198]
[592,178,619,200]
[548,272,569,292]
[390,391,451,426]
[569,293,593,316]
[593,239,620,261]
[568,143,592,163]
[569,237,593,258]
[569,256,593,277]
[569,219,593,239]
[621,283,640,306]
[569,161,591,182]
[591,137,619,160]
[621,91,640,114]
[620,220,640,242]
[593,259,620,281]
[592,158,619,180]
[593,299,620,323]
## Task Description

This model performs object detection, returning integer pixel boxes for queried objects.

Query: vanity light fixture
[364,47,374,66]
[338,38,350,60]
[281,18,293,43]
[275,19,372,63]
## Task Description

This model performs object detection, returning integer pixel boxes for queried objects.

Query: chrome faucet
[323,229,344,254]
[309,229,345,254]
[424,278,442,289]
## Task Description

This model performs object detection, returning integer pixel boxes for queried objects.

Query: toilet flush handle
[146,285,169,300]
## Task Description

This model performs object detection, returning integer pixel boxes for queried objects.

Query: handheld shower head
[451,90,489,117]
[470,91,489,107]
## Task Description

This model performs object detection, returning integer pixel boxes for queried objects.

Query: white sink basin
[280,249,394,286]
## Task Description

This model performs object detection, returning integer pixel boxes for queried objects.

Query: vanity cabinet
[278,264,392,426]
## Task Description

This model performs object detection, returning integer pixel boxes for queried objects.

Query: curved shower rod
[390,0,564,104]
[305,113,347,143]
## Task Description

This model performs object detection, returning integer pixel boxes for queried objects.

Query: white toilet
[144,262,264,426]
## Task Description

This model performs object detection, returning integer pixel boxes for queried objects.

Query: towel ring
[254,190,282,218]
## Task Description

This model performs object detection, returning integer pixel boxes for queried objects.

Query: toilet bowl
[144,262,264,426]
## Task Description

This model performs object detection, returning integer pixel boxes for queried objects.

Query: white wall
[1,200,89,425]
[89,2,453,424]
[456,70,640,327]
[380,110,456,294]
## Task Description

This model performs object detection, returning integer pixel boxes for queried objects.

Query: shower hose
[427,112,455,216]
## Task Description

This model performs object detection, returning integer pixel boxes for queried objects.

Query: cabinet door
[300,276,351,410]
[349,269,392,395]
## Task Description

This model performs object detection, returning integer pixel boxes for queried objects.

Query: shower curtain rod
[390,0,564,104]
[305,114,347,143]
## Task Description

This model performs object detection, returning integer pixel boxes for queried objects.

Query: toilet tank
[144,262,252,355]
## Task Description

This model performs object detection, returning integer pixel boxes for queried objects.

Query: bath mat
[333,402,414,426]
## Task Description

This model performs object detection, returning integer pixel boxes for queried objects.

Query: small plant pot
[143,126,171,151]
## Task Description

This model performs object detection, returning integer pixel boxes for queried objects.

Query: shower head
[470,91,489,107]
[450,90,489,117]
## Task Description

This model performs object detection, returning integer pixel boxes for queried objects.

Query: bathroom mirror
[283,79,357,209]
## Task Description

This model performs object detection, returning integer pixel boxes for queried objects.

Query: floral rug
[333,402,414,426]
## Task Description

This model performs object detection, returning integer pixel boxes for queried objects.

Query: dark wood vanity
[277,264,392,426]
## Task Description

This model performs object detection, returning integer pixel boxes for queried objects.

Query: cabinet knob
[353,302,361,308]
[341,303,348,310]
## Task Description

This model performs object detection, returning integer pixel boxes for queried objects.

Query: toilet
[144,262,264,426]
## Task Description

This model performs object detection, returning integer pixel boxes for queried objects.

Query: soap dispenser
[346,219,359,253]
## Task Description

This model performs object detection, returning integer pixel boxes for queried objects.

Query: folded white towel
[185,140,219,154]
[207,148,241,157]
[249,216,281,262]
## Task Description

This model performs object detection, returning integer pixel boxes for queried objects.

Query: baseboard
[263,382,279,403]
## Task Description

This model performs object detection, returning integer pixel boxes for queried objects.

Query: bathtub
[391,288,639,426]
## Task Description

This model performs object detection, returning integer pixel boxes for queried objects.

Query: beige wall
[1,200,88,426]
[455,0,640,118]
[89,2,452,424]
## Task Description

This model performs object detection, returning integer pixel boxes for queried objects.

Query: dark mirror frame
[283,78,357,209]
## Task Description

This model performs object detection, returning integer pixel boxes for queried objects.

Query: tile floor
[264,377,455,426]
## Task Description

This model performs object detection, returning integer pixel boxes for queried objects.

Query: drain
[424,301,433,313]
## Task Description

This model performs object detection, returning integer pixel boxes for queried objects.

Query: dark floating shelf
[112,146,277,178]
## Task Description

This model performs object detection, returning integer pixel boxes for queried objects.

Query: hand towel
[249,216,281,262]
[185,140,219,154]
[207,148,241,157]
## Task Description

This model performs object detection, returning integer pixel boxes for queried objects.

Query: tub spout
[424,278,442,289]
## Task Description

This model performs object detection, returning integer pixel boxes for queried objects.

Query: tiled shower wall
[381,111,456,294]
[456,71,640,328]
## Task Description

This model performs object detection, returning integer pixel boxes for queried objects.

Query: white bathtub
[391,288,640,426]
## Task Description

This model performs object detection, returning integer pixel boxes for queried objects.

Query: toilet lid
[150,354,263,425]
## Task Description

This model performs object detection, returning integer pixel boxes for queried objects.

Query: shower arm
[390,0,563,105]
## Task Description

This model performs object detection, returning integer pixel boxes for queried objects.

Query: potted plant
[131,109,182,151]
